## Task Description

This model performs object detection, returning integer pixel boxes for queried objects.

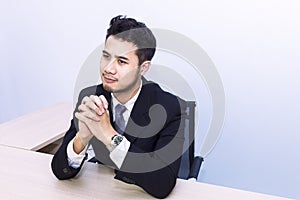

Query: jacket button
[63,168,69,174]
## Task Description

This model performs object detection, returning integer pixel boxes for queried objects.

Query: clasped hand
[75,95,116,147]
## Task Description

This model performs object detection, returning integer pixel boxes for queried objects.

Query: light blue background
[1,0,299,199]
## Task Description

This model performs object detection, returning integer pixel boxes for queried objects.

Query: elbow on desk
[51,161,78,180]
[148,186,175,199]
[143,178,176,199]
[146,164,180,198]
[142,164,179,198]
[115,172,176,199]
[51,159,70,180]
[51,152,79,180]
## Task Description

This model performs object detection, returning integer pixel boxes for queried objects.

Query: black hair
[106,15,156,65]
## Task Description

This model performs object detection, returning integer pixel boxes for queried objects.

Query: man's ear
[140,61,151,76]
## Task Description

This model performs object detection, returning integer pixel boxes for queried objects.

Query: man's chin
[103,84,114,92]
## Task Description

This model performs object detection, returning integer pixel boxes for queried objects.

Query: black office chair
[177,101,203,180]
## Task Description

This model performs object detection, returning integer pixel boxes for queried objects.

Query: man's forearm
[73,134,87,154]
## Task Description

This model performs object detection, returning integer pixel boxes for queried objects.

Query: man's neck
[113,81,142,104]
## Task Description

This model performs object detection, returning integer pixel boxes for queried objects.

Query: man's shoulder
[142,79,186,107]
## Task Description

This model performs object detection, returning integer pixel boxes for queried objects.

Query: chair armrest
[188,156,204,180]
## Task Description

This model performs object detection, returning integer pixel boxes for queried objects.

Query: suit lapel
[123,78,153,143]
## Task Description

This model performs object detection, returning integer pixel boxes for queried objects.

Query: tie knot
[115,104,126,115]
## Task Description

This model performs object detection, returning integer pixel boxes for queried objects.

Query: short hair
[106,15,156,65]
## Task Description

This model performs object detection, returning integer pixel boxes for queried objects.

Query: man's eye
[118,59,127,65]
[102,54,110,58]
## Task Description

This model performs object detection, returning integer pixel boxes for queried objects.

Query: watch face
[113,135,123,146]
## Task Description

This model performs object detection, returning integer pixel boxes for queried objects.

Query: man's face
[100,36,142,94]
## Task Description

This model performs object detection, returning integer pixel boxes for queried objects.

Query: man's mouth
[103,75,117,83]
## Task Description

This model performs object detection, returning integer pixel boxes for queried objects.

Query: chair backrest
[178,101,196,179]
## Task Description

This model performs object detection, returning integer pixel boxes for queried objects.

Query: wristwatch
[107,134,123,152]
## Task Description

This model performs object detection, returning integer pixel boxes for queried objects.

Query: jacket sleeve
[114,100,186,199]
[51,119,87,180]
[50,86,98,179]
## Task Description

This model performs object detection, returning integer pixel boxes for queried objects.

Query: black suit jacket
[51,78,186,198]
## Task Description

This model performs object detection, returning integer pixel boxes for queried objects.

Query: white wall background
[1,0,299,199]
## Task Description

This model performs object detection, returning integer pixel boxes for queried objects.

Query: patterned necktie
[114,104,127,134]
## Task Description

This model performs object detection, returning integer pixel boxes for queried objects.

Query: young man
[51,15,186,198]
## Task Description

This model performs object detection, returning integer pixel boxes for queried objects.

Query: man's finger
[99,95,108,109]
[90,95,105,115]
[78,104,88,112]
[81,96,89,104]
[76,111,100,122]
[82,110,101,121]
[83,95,101,115]
[75,112,87,123]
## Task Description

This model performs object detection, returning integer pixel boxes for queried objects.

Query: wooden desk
[0,145,290,200]
[0,103,72,151]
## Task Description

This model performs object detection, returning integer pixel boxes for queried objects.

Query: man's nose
[104,59,117,73]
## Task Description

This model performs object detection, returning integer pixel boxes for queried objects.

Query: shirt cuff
[109,137,130,169]
[67,137,88,168]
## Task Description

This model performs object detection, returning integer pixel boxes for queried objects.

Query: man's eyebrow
[102,50,110,55]
[116,55,129,61]
[103,50,130,61]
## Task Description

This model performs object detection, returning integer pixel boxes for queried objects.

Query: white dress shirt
[67,83,142,169]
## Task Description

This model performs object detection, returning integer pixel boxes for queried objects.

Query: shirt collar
[111,81,142,113]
